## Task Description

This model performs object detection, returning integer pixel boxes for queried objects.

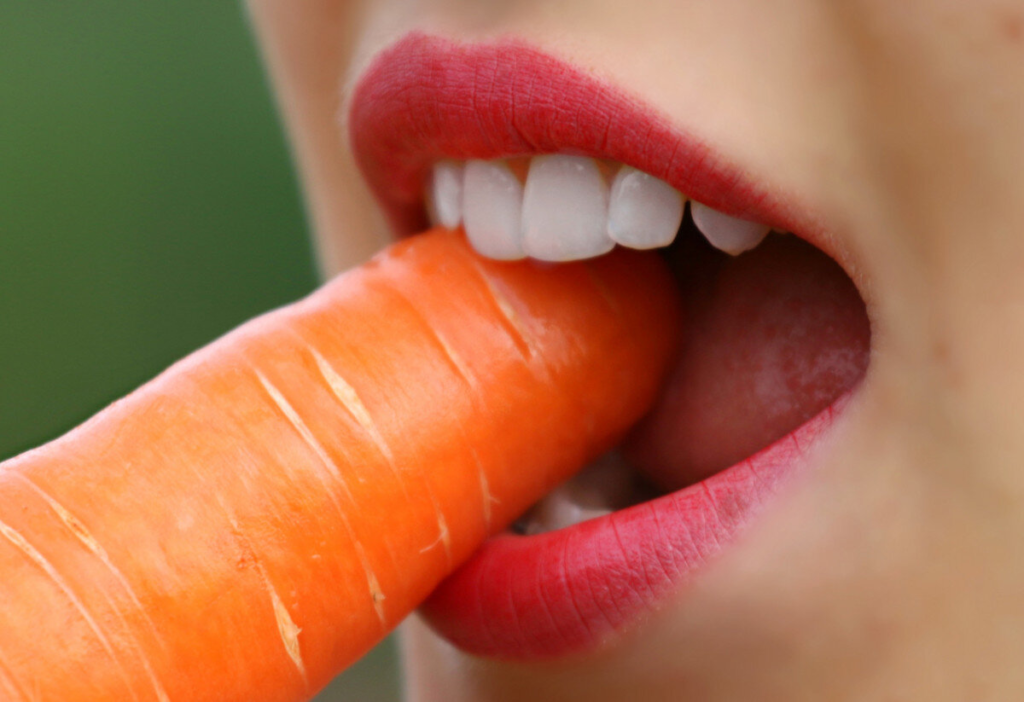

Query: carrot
[0,228,680,702]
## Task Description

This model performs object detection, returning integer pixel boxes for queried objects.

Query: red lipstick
[348,32,862,660]
[422,405,842,659]
[349,33,794,238]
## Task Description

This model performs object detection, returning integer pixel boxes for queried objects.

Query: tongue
[625,226,870,493]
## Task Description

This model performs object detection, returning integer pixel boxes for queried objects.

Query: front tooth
[691,201,771,255]
[607,166,684,249]
[463,160,526,260]
[428,161,464,230]
[521,155,614,261]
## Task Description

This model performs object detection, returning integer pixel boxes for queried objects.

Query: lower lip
[420,398,847,660]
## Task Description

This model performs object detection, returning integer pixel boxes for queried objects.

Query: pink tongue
[625,229,870,493]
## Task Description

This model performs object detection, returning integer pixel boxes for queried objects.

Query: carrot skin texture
[0,230,681,701]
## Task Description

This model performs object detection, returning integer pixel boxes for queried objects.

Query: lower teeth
[511,451,656,535]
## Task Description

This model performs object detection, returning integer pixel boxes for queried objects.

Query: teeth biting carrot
[0,229,680,702]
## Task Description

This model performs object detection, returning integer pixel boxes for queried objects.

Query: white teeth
[521,155,614,262]
[515,452,634,536]
[462,160,526,260]
[607,166,684,249]
[442,157,773,261]
[520,492,612,536]
[690,201,771,256]
[427,161,464,230]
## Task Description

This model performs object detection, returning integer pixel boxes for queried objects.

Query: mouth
[348,33,871,660]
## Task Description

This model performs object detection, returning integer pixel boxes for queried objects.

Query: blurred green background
[0,3,399,700]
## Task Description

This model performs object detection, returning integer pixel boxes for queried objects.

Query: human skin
[246,1,1024,700]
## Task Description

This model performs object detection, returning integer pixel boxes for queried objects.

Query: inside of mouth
[512,210,871,536]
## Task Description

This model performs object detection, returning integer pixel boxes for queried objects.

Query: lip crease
[347,31,855,660]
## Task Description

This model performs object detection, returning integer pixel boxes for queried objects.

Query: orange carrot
[0,229,680,702]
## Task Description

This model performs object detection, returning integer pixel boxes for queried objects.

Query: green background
[0,3,399,700]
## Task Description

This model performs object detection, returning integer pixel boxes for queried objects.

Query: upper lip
[347,31,812,246]
[345,31,856,661]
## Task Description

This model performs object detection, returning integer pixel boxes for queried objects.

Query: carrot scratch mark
[16,478,162,637]
[386,287,481,394]
[309,349,396,465]
[419,535,443,554]
[257,371,356,503]
[470,262,535,359]
[0,519,140,701]
[436,512,452,560]
[415,513,453,563]
[191,474,304,686]
[255,371,388,627]
[308,349,453,566]
[0,648,31,702]
[583,261,621,315]
[470,447,496,531]
[15,475,170,702]
[263,570,306,681]
[434,332,479,392]
[385,286,498,538]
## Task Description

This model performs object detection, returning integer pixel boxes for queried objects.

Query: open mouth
[348,33,871,660]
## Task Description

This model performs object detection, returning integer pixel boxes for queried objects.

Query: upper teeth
[690,200,771,256]
[608,165,685,250]
[522,155,615,261]
[427,160,464,231]
[462,160,525,260]
[427,155,775,261]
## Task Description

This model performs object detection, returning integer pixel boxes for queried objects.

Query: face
[246,1,1024,699]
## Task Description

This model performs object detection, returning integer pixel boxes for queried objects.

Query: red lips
[348,32,867,660]
[349,33,794,238]
[421,406,844,658]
